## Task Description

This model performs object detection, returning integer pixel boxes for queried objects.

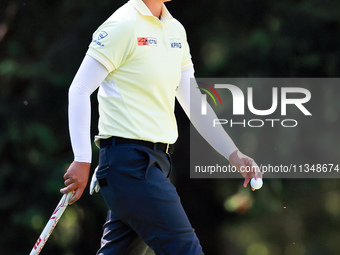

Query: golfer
[61,0,262,254]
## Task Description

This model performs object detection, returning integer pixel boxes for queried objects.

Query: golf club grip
[29,192,73,255]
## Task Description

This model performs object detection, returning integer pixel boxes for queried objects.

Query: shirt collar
[129,0,172,22]
[160,4,172,21]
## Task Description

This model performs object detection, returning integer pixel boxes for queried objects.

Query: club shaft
[29,192,73,255]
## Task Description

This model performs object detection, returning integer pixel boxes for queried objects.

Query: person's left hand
[228,150,262,191]
[90,166,100,195]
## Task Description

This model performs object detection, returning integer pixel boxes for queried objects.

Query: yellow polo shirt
[87,0,193,145]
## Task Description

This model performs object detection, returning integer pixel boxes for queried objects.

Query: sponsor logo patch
[92,39,105,47]
[92,30,108,47]
[98,31,108,40]
[138,37,158,46]
[170,38,182,49]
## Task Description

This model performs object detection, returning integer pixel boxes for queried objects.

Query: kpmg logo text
[170,38,182,49]
[199,84,312,128]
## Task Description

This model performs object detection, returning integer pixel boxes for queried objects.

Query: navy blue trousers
[96,138,204,255]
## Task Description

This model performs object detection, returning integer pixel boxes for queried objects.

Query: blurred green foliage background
[1,0,340,254]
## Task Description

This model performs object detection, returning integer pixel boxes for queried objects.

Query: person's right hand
[60,161,91,204]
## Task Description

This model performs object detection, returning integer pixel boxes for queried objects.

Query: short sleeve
[86,20,135,73]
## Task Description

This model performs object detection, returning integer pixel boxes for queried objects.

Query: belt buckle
[165,143,170,154]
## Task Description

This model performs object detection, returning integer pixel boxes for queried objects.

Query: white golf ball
[250,178,263,190]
